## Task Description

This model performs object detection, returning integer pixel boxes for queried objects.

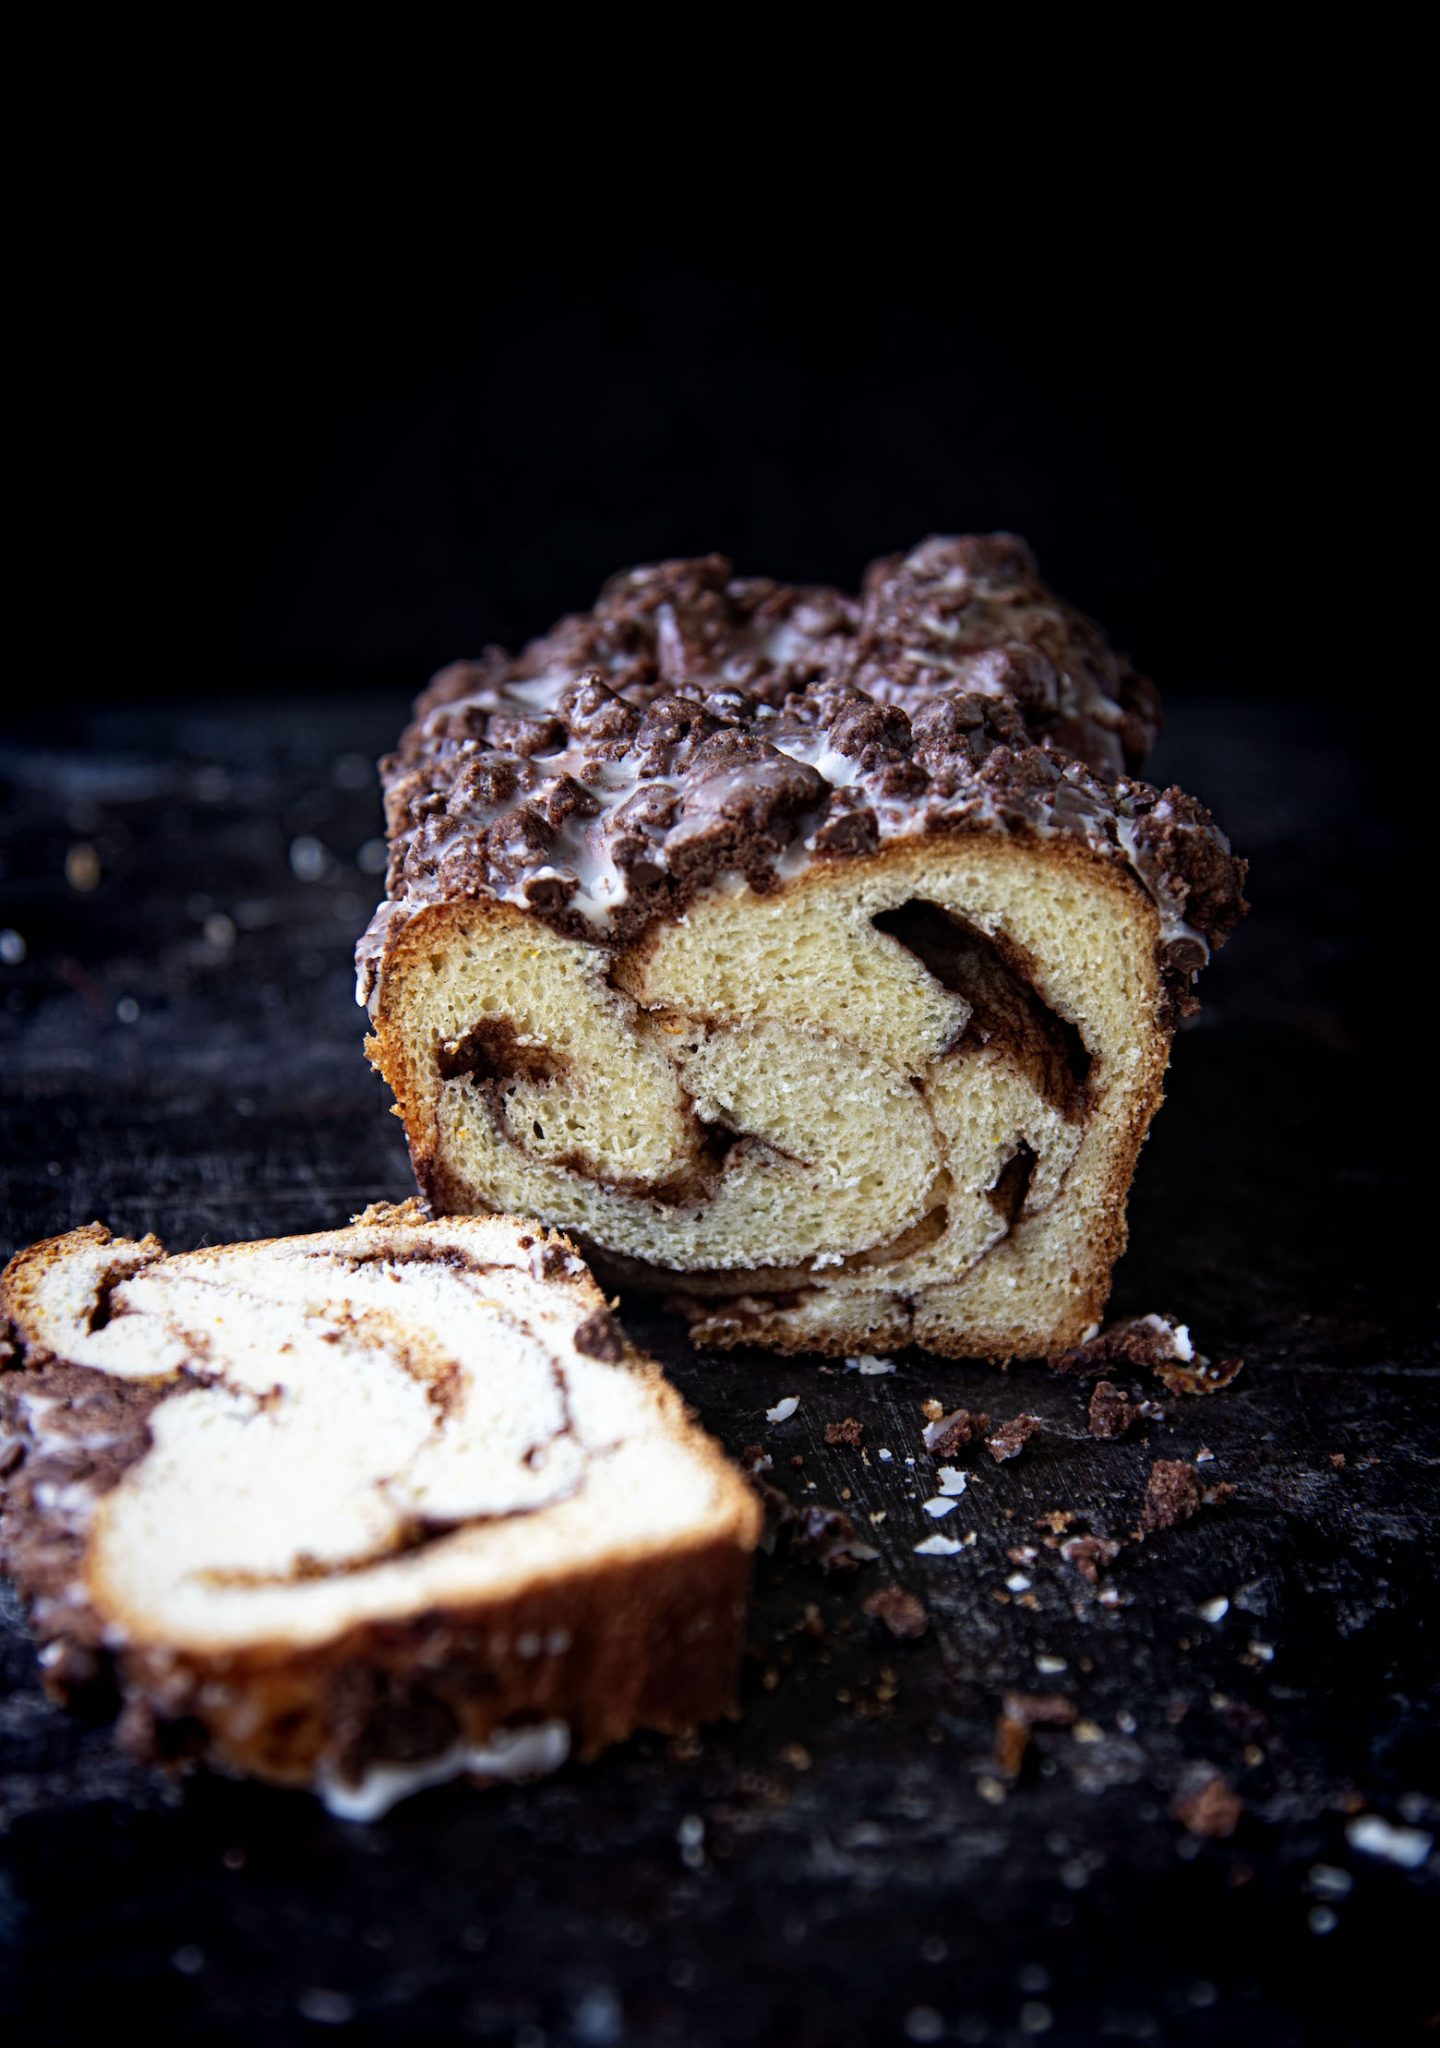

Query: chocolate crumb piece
[923,1407,991,1456]
[790,1454,806,1470]
[1003,1691,1078,1728]
[987,1414,1042,1462]
[1139,1459,1235,1538]
[572,1310,623,1362]
[826,1417,865,1448]
[1140,1458,1201,1533]
[1050,1313,1242,1397]
[1153,1353,1244,1399]
[1173,1771,1244,1839]
[995,1692,1076,1777]
[1035,1509,1076,1534]
[920,1399,945,1422]
[863,1585,929,1639]
[994,1713,1031,1778]
[1329,1452,1346,1470]
[791,1504,876,1573]
[1088,1380,1143,1440]
[1060,1534,1122,1583]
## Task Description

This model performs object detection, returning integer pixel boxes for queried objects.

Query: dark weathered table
[1,699,1433,2046]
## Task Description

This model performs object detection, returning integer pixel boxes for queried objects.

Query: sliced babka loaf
[358,538,1246,1359]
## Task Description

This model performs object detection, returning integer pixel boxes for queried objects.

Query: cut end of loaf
[0,1214,761,1812]
[370,833,1172,1359]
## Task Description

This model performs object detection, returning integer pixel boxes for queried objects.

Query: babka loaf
[0,1207,760,1817]
[359,538,1246,1359]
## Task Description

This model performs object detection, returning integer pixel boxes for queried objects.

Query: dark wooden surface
[0,700,1433,2046]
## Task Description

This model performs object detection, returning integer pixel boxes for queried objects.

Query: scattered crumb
[791,1504,878,1571]
[1060,1535,1121,1584]
[1345,1815,1433,1869]
[1004,1691,1078,1728]
[987,1415,1043,1463]
[914,1533,964,1558]
[863,1585,929,1639]
[789,1454,805,1469]
[1329,1452,1346,1470]
[1050,1312,1195,1375]
[920,1399,945,1422]
[994,1714,1030,1778]
[1155,1354,1244,1398]
[935,1466,968,1496]
[1173,1771,1244,1838]
[922,1496,959,1519]
[1088,1380,1143,1440]
[878,1448,893,1463]
[846,1355,896,1375]
[1199,1596,1230,1625]
[1006,1546,1038,1566]
[766,1396,799,1424]
[996,1690,1077,1774]
[740,1443,770,1473]
[1035,1655,1068,1675]
[65,842,102,892]
[923,1407,991,1457]
[778,1743,813,1771]
[825,1417,865,1448]
[1139,1459,1235,1538]
[1034,1509,1076,1535]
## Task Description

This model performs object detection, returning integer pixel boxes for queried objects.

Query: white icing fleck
[319,1720,571,1822]
[1345,1814,1433,1871]
[765,1396,799,1424]
[914,1533,963,1557]
[921,1496,958,1519]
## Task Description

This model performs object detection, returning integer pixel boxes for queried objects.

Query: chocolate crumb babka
[359,539,1246,1358]
[0,1207,760,1816]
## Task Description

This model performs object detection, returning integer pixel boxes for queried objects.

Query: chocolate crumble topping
[358,539,1246,1016]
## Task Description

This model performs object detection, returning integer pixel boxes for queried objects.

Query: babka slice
[359,537,1247,1359]
[0,1207,760,1817]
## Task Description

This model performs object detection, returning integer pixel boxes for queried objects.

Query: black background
[23,125,1395,726]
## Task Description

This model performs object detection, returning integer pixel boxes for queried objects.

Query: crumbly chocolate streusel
[358,538,1246,1016]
